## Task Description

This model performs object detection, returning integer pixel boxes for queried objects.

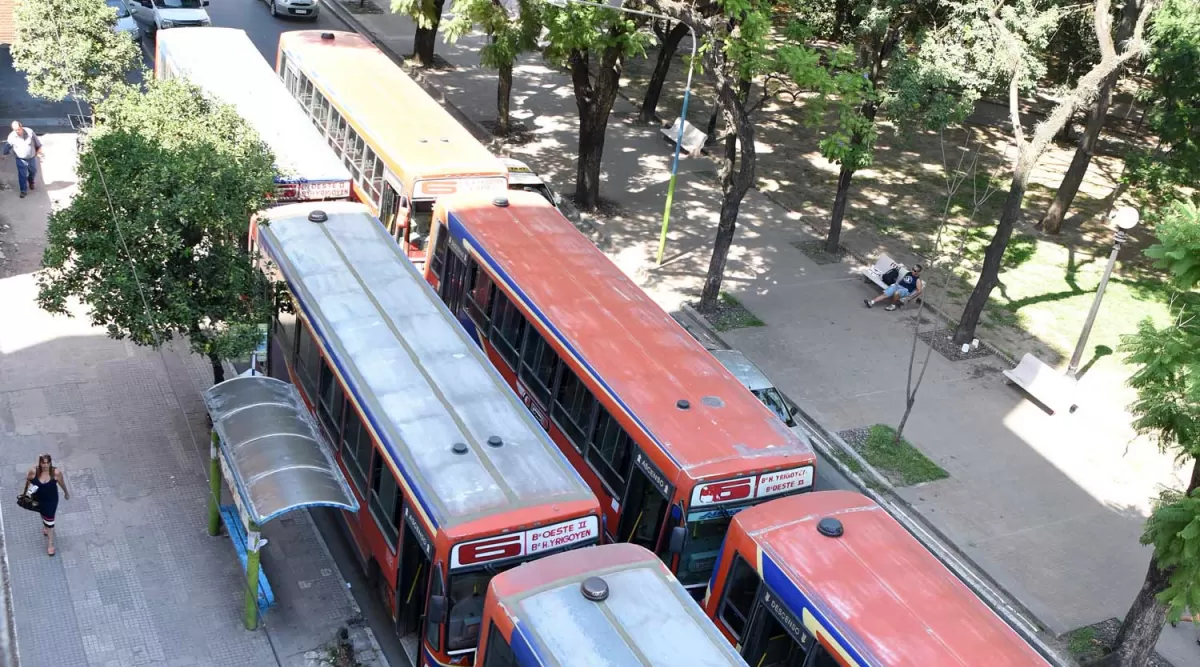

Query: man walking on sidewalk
[3,121,44,198]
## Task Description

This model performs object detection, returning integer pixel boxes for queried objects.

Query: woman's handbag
[17,493,39,512]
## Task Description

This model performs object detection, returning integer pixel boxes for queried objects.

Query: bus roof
[256,202,595,531]
[439,191,814,481]
[156,27,350,189]
[276,30,507,187]
[735,491,1049,666]
[491,544,747,667]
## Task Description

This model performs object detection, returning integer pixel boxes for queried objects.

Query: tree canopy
[10,0,141,105]
[37,79,278,383]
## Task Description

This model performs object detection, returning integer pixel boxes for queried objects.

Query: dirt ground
[615,44,1170,370]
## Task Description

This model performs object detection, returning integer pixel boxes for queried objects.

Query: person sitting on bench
[865,264,923,311]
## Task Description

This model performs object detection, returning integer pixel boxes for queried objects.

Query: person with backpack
[865,264,923,311]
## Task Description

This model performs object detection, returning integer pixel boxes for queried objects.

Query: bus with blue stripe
[251,201,600,666]
[703,491,1050,666]
[478,543,748,667]
[422,190,817,600]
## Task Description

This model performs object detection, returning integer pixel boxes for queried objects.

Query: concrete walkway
[320,3,1195,663]
[0,126,385,665]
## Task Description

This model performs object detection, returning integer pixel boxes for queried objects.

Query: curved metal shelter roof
[203,375,359,525]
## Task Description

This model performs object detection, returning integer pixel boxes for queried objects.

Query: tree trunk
[1039,73,1116,234]
[699,77,754,310]
[706,101,722,142]
[209,351,225,385]
[826,167,854,254]
[496,62,513,137]
[639,22,689,124]
[568,44,623,211]
[1040,0,1141,234]
[1097,458,1200,666]
[953,164,1030,345]
[411,0,446,67]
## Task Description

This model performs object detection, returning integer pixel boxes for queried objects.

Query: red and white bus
[423,191,818,598]
[253,201,600,666]
[477,543,749,667]
[704,491,1051,666]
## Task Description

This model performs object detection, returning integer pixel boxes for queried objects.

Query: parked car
[263,0,320,19]
[709,349,799,427]
[128,0,211,34]
[107,0,140,40]
[502,157,562,210]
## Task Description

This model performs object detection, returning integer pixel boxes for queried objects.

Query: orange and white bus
[253,201,600,666]
[477,543,749,667]
[275,30,509,264]
[155,28,352,203]
[704,491,1051,666]
[424,191,818,599]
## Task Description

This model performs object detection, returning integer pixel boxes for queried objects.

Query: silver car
[107,0,140,39]
[263,0,320,19]
[709,349,799,427]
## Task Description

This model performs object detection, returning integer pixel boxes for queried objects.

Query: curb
[674,304,1074,667]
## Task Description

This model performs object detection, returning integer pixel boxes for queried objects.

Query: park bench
[661,117,708,155]
[859,254,922,306]
[219,504,275,615]
[1001,353,1078,415]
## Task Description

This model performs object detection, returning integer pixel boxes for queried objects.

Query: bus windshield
[411,199,435,250]
[447,563,519,652]
[678,505,750,588]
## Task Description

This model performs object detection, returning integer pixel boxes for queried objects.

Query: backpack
[881,267,899,286]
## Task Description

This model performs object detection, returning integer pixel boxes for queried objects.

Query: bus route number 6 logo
[697,477,755,505]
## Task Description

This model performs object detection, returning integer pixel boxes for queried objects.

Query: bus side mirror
[668,526,686,555]
[428,594,448,624]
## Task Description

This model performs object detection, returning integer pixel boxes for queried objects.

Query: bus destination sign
[414,177,507,199]
[690,465,814,507]
[450,516,599,569]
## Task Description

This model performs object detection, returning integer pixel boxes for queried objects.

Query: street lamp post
[1065,206,1140,379]
[546,0,696,266]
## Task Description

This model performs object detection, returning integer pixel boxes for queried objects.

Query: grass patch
[855,425,949,487]
[694,293,766,331]
[1066,626,1102,663]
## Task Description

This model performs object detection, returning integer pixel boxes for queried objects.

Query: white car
[263,0,320,19]
[107,0,141,40]
[128,0,212,34]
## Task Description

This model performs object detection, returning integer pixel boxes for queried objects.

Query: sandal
[47,546,55,557]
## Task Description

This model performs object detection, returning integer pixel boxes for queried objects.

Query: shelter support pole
[244,523,263,630]
[207,432,221,537]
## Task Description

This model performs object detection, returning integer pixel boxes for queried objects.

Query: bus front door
[617,461,671,560]
[397,517,433,661]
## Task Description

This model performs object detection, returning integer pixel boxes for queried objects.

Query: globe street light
[546,0,696,265]
[1066,206,1140,379]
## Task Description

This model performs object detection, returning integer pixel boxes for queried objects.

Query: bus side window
[425,566,445,652]
[482,622,517,667]
[717,554,760,640]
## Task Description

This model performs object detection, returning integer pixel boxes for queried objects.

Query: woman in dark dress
[24,454,70,557]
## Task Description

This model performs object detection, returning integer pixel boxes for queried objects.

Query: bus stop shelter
[202,375,360,630]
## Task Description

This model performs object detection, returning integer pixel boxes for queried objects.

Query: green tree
[393,0,448,67]
[543,2,653,210]
[1104,201,1200,664]
[1124,0,1200,221]
[37,79,278,385]
[10,0,141,105]
[651,0,871,309]
[1039,0,1145,234]
[943,0,1157,346]
[444,0,544,136]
